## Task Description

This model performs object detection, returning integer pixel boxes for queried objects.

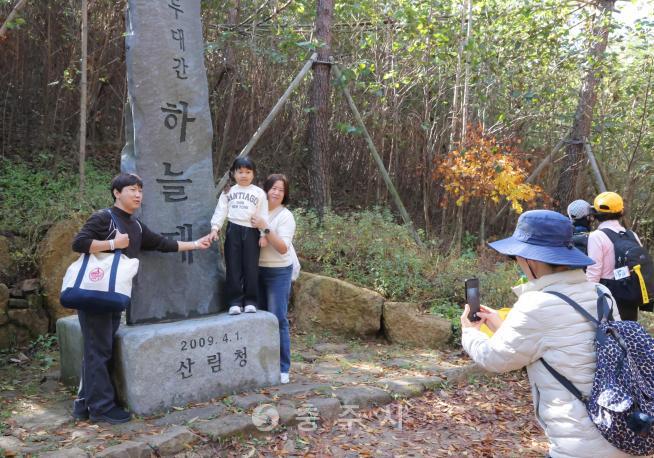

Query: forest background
[1,0,653,330]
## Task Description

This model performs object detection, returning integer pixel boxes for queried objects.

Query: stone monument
[57,0,281,416]
[121,0,222,324]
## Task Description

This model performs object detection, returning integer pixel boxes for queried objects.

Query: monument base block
[57,313,280,416]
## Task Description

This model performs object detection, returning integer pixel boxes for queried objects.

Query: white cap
[567,199,592,221]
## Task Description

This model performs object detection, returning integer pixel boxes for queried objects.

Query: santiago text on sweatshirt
[210,184,269,230]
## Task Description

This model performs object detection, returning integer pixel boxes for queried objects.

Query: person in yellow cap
[586,192,645,321]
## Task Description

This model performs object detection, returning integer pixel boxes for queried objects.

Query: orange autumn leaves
[434,126,543,213]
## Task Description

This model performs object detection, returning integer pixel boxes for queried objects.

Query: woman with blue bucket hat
[461,210,628,458]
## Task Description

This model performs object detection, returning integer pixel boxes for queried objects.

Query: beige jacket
[462,269,630,458]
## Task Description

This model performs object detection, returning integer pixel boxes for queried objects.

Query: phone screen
[465,278,481,321]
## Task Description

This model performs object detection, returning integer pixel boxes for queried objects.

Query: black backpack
[572,231,589,255]
[600,229,654,312]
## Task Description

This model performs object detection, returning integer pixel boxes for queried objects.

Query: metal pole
[333,63,424,248]
[584,140,607,193]
[490,137,566,225]
[215,53,318,192]
[0,0,29,40]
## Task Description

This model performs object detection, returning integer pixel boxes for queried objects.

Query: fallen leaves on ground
[213,370,548,457]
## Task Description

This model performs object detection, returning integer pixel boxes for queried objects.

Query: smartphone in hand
[465,278,481,322]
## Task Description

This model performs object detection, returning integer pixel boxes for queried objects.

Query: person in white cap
[566,199,593,255]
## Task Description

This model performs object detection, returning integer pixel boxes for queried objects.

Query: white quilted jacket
[462,269,631,458]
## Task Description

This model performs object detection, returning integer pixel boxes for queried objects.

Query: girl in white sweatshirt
[209,157,268,315]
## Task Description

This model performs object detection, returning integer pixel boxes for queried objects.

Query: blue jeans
[258,265,292,373]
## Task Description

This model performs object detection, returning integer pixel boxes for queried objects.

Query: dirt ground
[0,329,548,457]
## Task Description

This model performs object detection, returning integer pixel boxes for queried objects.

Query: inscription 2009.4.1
[179,331,241,351]
[174,330,248,380]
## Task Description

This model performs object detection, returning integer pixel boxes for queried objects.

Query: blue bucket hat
[488,210,594,268]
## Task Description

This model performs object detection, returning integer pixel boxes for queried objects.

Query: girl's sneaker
[280,372,290,384]
[244,305,257,313]
[228,305,242,315]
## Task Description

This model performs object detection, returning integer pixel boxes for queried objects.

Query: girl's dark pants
[224,222,260,308]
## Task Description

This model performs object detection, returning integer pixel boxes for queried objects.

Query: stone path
[1,336,488,457]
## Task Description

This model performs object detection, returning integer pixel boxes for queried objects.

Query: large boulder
[292,272,383,337]
[8,308,49,337]
[0,323,31,348]
[0,283,8,325]
[0,235,12,282]
[382,302,452,348]
[38,218,84,324]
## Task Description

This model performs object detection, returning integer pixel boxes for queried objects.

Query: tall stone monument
[121,0,222,324]
[57,0,281,415]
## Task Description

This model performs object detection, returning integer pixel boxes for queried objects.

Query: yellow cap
[593,192,624,213]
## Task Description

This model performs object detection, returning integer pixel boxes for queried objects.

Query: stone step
[333,386,393,410]
[267,382,334,398]
[1,363,467,456]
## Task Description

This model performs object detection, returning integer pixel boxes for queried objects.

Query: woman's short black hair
[111,173,143,201]
[230,156,256,175]
[263,174,290,205]
[594,211,623,222]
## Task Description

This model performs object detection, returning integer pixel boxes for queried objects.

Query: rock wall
[0,280,49,348]
[0,217,81,349]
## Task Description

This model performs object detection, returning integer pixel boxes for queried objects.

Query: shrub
[0,157,112,277]
[293,207,432,300]
[293,207,521,341]
[0,157,112,235]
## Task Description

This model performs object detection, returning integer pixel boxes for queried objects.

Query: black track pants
[74,310,122,416]
[224,222,261,308]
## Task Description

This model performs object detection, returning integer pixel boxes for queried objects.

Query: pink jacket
[586,220,642,283]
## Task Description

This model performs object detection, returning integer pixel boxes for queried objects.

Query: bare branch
[0,0,28,41]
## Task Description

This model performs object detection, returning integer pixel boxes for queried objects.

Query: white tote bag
[60,209,139,313]
[60,251,140,313]
[289,243,301,281]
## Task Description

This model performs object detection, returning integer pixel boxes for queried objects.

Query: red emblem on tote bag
[89,267,105,282]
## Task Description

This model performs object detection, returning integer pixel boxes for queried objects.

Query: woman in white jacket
[461,209,629,458]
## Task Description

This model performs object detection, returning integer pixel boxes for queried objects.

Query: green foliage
[294,207,432,300]
[29,334,58,370]
[0,157,112,235]
[0,157,112,276]
[30,333,58,352]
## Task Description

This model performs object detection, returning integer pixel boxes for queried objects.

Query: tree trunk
[216,0,241,176]
[448,0,466,152]
[479,198,486,245]
[79,0,88,195]
[307,0,333,219]
[42,3,52,149]
[460,0,473,144]
[450,204,464,254]
[622,58,652,226]
[553,0,615,210]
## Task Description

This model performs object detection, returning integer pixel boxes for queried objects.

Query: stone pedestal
[57,313,280,415]
[56,317,84,387]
